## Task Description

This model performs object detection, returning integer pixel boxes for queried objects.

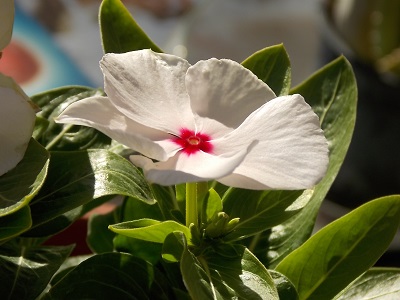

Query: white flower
[57,49,328,190]
[0,0,14,51]
[0,74,36,176]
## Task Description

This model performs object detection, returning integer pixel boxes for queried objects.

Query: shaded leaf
[269,270,299,300]
[242,44,291,96]
[222,189,310,242]
[0,205,32,241]
[43,252,173,299]
[0,240,73,300]
[275,195,400,300]
[100,0,162,54]
[87,205,121,253]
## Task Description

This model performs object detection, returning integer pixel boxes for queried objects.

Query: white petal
[100,49,195,135]
[0,75,36,176]
[186,58,276,129]
[0,0,14,50]
[56,96,179,161]
[216,94,329,190]
[129,142,255,185]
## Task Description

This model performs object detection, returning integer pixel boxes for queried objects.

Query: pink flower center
[171,128,213,156]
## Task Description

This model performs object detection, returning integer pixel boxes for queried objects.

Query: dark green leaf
[99,0,162,54]
[0,240,73,300]
[242,44,291,96]
[269,270,299,300]
[43,252,173,299]
[275,195,400,300]
[335,267,400,299]
[0,205,32,241]
[24,149,155,237]
[254,56,357,267]
[87,205,121,253]
[162,232,186,263]
[222,189,310,242]
[31,86,111,151]
[180,241,279,300]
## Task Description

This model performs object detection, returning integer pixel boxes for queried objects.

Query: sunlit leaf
[334,267,400,299]
[242,44,291,96]
[253,56,357,267]
[276,195,400,300]
[109,219,192,245]
[100,0,162,54]
[24,149,154,237]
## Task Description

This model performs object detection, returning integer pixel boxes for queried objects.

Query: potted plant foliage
[1,0,399,299]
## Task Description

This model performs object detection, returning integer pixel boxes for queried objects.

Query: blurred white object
[0,0,14,50]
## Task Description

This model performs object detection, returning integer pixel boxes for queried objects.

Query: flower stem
[185,182,208,227]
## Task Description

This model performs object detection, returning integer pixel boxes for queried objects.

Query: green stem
[186,182,198,227]
[185,182,208,227]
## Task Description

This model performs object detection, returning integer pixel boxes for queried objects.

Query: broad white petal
[216,94,329,190]
[56,96,180,161]
[130,143,253,185]
[0,0,14,50]
[0,75,36,176]
[186,58,276,129]
[101,49,195,135]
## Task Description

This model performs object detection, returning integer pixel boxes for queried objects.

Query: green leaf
[242,44,291,96]
[87,205,121,253]
[31,86,111,151]
[0,206,32,241]
[275,195,400,300]
[0,139,49,216]
[253,56,357,267]
[162,232,186,263]
[0,240,73,300]
[99,0,162,54]
[0,139,49,240]
[201,188,223,225]
[24,149,155,237]
[109,219,192,245]
[43,252,174,299]
[222,189,310,242]
[179,236,279,300]
[269,270,299,300]
[334,267,400,299]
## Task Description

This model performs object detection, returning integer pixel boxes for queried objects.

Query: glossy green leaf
[0,139,49,240]
[109,219,192,245]
[0,240,73,300]
[99,0,162,54]
[242,44,291,96]
[43,252,173,299]
[222,189,311,242]
[24,149,154,237]
[252,56,357,267]
[334,267,400,299]
[0,139,49,216]
[31,86,111,151]
[179,236,279,300]
[276,195,400,300]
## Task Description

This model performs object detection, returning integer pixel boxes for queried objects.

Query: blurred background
[1,0,398,265]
